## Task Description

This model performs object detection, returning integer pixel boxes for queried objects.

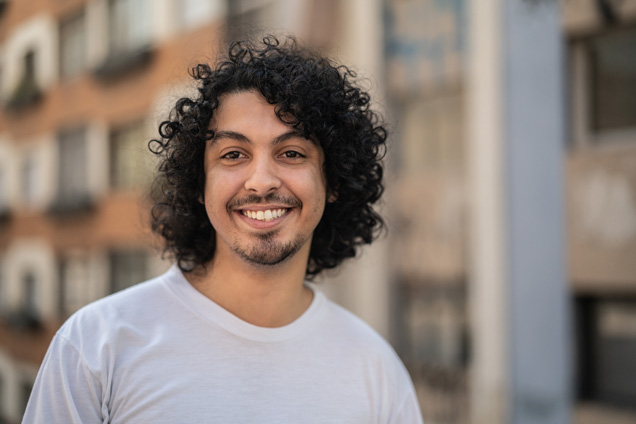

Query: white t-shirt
[23,266,423,423]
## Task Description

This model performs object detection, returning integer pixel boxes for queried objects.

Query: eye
[281,150,305,159]
[221,151,245,160]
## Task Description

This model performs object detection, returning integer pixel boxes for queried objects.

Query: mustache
[228,193,301,210]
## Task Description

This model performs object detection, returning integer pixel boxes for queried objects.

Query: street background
[0,1,635,423]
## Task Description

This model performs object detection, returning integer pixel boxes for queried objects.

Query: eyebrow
[209,129,315,147]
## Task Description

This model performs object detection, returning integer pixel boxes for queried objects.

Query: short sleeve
[22,334,105,424]
[390,386,424,424]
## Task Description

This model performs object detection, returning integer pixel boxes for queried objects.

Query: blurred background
[0,0,635,423]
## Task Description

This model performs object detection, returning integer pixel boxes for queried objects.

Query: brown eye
[222,151,244,160]
[282,151,304,159]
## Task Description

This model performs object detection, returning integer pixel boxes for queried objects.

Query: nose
[244,155,282,195]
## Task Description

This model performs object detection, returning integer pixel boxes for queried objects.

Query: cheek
[298,169,328,213]
[203,170,240,217]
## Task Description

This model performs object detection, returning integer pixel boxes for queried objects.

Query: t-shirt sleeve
[22,334,104,424]
[391,387,425,424]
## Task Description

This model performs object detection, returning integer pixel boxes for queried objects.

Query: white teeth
[242,208,288,222]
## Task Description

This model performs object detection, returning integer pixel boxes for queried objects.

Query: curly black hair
[149,35,387,279]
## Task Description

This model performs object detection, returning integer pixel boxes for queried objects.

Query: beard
[232,230,307,266]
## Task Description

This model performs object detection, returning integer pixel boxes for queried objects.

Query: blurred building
[383,1,636,423]
[0,0,227,421]
[382,1,636,423]
[383,1,469,422]
[0,1,635,424]
[564,2,636,423]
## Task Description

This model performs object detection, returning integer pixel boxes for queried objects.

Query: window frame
[59,8,87,80]
[570,27,636,150]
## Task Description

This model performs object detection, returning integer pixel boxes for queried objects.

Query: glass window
[22,272,37,316]
[57,128,88,202]
[8,49,40,109]
[400,283,468,368]
[59,10,86,79]
[398,281,469,423]
[23,50,36,85]
[575,297,636,409]
[595,300,636,407]
[0,64,4,101]
[179,0,216,29]
[0,168,7,212]
[110,250,147,293]
[58,256,90,317]
[110,121,152,189]
[398,95,464,174]
[108,0,150,56]
[20,380,32,417]
[21,153,38,206]
[590,28,636,133]
[0,375,4,420]
[226,0,270,43]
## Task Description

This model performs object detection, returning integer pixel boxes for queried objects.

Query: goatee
[233,232,306,266]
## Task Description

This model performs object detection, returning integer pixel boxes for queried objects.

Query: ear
[198,194,204,204]
[327,191,337,203]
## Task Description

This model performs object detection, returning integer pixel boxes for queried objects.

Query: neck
[185,243,313,328]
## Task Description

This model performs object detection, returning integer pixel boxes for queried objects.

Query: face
[203,90,327,267]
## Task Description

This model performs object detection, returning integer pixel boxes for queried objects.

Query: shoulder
[319,295,393,353]
[56,267,176,350]
[315,292,413,384]
[311,293,423,422]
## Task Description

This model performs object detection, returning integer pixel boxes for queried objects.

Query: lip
[237,205,291,212]
[235,207,294,230]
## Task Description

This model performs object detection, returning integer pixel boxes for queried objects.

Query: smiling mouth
[241,208,289,222]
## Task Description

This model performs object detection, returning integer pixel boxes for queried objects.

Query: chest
[103,334,381,423]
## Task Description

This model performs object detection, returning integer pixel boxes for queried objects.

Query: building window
[110,121,151,190]
[0,264,3,312]
[59,10,86,79]
[226,0,271,43]
[7,49,41,109]
[0,64,4,102]
[20,380,32,417]
[590,27,636,134]
[575,296,636,409]
[5,270,40,330]
[22,272,37,317]
[51,128,92,213]
[0,167,8,215]
[20,153,38,207]
[95,0,152,79]
[0,375,5,422]
[58,256,90,318]
[398,281,469,423]
[110,250,147,293]
[400,283,469,368]
[397,95,464,174]
[108,0,150,56]
[179,0,219,30]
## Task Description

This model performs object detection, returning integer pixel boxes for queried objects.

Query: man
[24,36,423,423]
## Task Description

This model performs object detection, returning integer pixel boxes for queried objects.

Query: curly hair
[149,35,387,279]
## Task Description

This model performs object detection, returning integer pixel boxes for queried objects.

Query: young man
[24,36,423,423]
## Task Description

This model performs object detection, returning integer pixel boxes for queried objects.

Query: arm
[22,334,104,424]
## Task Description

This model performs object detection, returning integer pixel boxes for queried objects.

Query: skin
[186,90,328,327]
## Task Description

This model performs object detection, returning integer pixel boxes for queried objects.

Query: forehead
[209,90,322,151]
[210,90,284,131]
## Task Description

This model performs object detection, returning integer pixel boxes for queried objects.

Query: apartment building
[0,1,386,422]
[564,1,636,422]
[1,0,634,423]
[0,1,227,421]
[384,1,636,423]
